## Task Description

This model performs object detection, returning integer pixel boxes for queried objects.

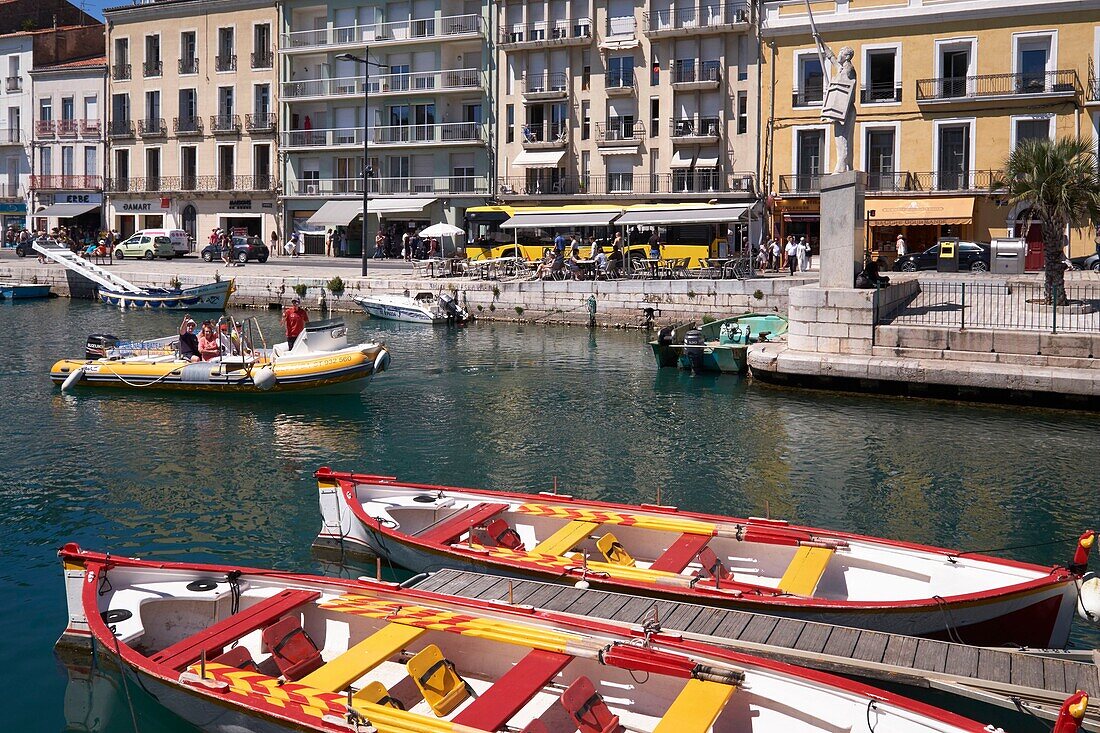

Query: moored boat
[0,280,53,299]
[99,279,234,311]
[352,291,469,324]
[56,543,1006,733]
[314,469,1092,647]
[50,317,390,395]
[651,313,788,373]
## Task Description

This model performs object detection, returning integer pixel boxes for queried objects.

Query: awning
[616,204,750,226]
[502,210,620,229]
[368,197,436,215]
[669,151,719,168]
[306,200,362,227]
[513,150,565,168]
[670,150,694,168]
[783,213,820,222]
[599,147,641,156]
[695,152,719,168]
[868,197,975,226]
[34,202,99,218]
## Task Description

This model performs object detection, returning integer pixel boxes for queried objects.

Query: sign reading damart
[114,200,169,212]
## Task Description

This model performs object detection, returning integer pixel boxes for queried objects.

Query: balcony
[497,172,755,198]
[80,119,101,137]
[107,175,277,193]
[778,174,821,195]
[138,118,167,137]
[210,114,241,134]
[173,116,204,135]
[246,112,277,133]
[670,116,721,143]
[111,64,130,81]
[521,121,567,148]
[30,175,102,190]
[57,120,79,137]
[860,81,902,104]
[644,3,750,36]
[281,122,484,149]
[215,54,236,72]
[251,50,273,69]
[500,18,592,49]
[521,73,568,101]
[178,57,198,75]
[0,127,20,145]
[281,14,482,52]
[143,60,163,77]
[0,183,21,198]
[108,120,135,138]
[287,175,489,197]
[4,76,20,92]
[672,61,720,90]
[35,120,55,137]
[283,69,482,100]
[1090,76,1100,102]
[282,127,363,149]
[605,72,635,95]
[779,170,1003,196]
[595,119,644,147]
[915,70,1078,103]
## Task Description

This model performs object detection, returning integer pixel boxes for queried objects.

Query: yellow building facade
[762,0,1100,266]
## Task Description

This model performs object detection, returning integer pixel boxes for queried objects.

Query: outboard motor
[683,328,706,373]
[718,323,742,346]
[656,325,675,346]
[438,293,469,323]
[86,334,120,360]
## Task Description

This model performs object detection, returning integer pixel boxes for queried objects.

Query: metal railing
[670,116,721,138]
[672,60,720,84]
[282,14,482,50]
[1090,76,1100,102]
[780,169,1003,195]
[138,118,166,136]
[282,69,481,99]
[778,174,821,194]
[35,120,55,137]
[878,281,1100,334]
[108,120,135,138]
[210,114,241,133]
[916,70,1078,101]
[30,175,102,190]
[281,123,484,148]
[596,120,645,143]
[111,64,130,81]
[500,18,592,45]
[246,112,277,132]
[522,72,568,95]
[4,76,20,92]
[142,60,162,77]
[251,50,273,69]
[605,71,635,91]
[0,127,20,144]
[215,54,236,72]
[792,86,823,107]
[178,57,198,74]
[861,82,902,103]
[287,175,489,196]
[497,172,754,197]
[645,3,750,32]
[0,183,20,197]
[80,119,101,136]
[173,116,204,135]
[56,120,78,137]
[521,121,567,144]
[106,175,277,192]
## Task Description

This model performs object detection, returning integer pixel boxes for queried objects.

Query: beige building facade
[105,0,278,244]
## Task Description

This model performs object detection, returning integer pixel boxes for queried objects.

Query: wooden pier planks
[412,569,1100,725]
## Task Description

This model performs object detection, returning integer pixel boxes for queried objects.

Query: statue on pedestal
[806,3,856,174]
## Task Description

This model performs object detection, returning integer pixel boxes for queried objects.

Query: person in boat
[281,298,309,348]
[178,317,200,362]
[197,321,222,361]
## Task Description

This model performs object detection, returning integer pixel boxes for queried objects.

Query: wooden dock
[414,569,1100,730]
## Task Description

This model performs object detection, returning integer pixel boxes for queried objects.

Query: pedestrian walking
[402,231,411,261]
[785,238,799,275]
[338,230,348,257]
[270,230,280,257]
[896,233,907,258]
[326,228,335,257]
[769,239,781,271]
[796,238,808,273]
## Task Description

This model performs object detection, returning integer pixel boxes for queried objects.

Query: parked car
[114,232,176,260]
[201,235,269,263]
[891,241,991,272]
[1069,252,1100,271]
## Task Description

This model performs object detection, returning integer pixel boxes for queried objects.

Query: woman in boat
[197,321,222,361]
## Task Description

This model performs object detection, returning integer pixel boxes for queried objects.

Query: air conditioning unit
[306,184,318,194]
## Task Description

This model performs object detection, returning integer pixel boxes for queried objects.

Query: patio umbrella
[419,223,464,238]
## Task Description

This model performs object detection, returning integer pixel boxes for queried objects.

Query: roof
[33,54,107,71]
[0,24,89,40]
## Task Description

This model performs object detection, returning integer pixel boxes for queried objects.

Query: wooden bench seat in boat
[648,533,713,574]
[416,503,510,545]
[299,622,427,692]
[453,648,572,730]
[777,546,834,596]
[150,589,321,671]
[652,679,736,733]
[531,521,599,556]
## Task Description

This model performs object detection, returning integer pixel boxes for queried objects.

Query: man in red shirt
[281,298,309,349]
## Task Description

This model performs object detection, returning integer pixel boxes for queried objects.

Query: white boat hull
[99,280,233,311]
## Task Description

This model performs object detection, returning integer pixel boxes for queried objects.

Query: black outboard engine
[683,328,706,373]
[656,325,675,346]
[438,293,469,323]
[86,334,120,360]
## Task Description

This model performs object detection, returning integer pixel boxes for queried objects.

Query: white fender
[61,367,86,392]
[373,348,391,374]
[252,366,277,391]
[1077,573,1100,624]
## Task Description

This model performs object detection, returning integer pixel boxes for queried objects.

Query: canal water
[2,298,1097,732]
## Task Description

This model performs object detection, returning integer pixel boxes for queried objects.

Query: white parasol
[419,223,465,238]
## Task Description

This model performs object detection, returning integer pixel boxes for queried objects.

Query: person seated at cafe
[531,249,555,280]
[197,321,222,361]
[178,317,200,362]
[608,243,625,278]
[594,248,609,277]
[566,243,582,279]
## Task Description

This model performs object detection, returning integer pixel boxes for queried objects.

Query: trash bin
[990,237,1026,274]
[936,237,960,273]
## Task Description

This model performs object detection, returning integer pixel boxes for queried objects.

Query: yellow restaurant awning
[868,197,975,226]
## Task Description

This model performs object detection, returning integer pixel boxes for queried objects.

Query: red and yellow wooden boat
[58,543,1011,733]
[314,469,1093,648]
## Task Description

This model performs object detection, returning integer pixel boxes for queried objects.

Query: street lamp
[336,52,389,276]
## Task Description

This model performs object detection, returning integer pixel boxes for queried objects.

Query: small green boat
[650,312,789,373]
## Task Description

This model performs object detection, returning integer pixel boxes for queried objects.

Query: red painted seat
[210,645,259,673]
[560,676,625,733]
[648,533,713,574]
[149,589,320,671]
[483,518,525,551]
[416,503,509,545]
[262,616,324,681]
[521,721,550,733]
[453,649,571,730]
[697,547,732,581]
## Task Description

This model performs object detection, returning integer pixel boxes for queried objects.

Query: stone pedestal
[818,170,866,289]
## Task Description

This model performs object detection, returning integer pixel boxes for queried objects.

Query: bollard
[587,295,597,328]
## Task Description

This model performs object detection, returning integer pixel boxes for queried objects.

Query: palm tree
[1001,137,1100,304]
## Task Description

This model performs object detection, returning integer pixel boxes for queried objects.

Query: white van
[124,229,190,257]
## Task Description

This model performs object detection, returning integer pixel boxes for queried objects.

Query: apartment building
[495,0,759,224]
[105,0,279,241]
[29,55,107,233]
[280,0,491,255]
[762,0,1100,263]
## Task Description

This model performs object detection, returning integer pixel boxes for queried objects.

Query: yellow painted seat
[352,680,404,709]
[596,532,635,567]
[299,622,426,692]
[532,521,599,556]
[407,643,472,717]
[777,546,835,597]
[653,679,736,733]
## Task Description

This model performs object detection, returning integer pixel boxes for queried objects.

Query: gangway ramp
[32,242,144,294]
[413,569,1100,730]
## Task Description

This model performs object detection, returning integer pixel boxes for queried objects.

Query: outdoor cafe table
[704,257,733,278]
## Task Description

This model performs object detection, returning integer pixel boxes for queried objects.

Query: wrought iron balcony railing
[173,116,204,135]
[4,75,21,92]
[215,54,236,72]
[915,70,1077,102]
[246,112,277,132]
[143,60,162,77]
[251,51,273,69]
[30,175,102,190]
[500,18,592,46]
[210,114,241,133]
[111,64,130,81]
[106,175,277,193]
[669,116,721,138]
[35,119,55,137]
[860,82,902,104]
[108,120,135,138]
[178,57,198,74]
[497,172,755,197]
[282,14,482,50]
[138,118,167,136]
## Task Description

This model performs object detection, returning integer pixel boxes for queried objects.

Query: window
[1016,35,1052,92]
[39,147,51,177]
[181,146,197,189]
[179,89,197,126]
[39,98,52,121]
[115,149,129,183]
[253,144,271,188]
[937,123,970,190]
[61,97,74,121]
[795,128,824,189]
[865,128,895,190]
[389,64,410,91]
[506,104,514,143]
[83,95,98,123]
[145,91,160,123]
[113,39,128,65]
[388,156,410,179]
[1014,117,1051,147]
[218,145,234,189]
[254,84,270,116]
[464,103,482,124]
[217,27,235,71]
[252,23,272,68]
[797,54,824,105]
[650,97,659,137]
[180,31,197,74]
[61,146,74,176]
[581,101,590,139]
[218,87,234,117]
[144,35,161,77]
[607,112,635,140]
[582,51,591,90]
[607,158,633,193]
[650,51,659,86]
[737,91,747,134]
[608,56,632,88]
[939,46,970,98]
[864,49,897,102]
[146,147,160,189]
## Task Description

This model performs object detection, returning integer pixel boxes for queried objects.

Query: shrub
[753,289,764,300]
[515,306,524,315]
[476,305,484,312]
[489,303,496,312]
[326,276,345,295]
[292,283,308,298]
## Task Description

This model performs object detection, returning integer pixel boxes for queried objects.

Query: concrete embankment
[0,256,812,327]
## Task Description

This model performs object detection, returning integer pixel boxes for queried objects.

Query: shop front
[0,201,27,232]
[109,197,171,237]
[866,197,974,267]
[32,192,103,235]
[772,198,820,253]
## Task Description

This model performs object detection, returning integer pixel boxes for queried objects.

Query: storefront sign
[114,199,168,212]
[229,200,252,210]
[57,192,103,205]
[0,202,26,213]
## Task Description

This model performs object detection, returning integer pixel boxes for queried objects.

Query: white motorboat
[352,291,468,324]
